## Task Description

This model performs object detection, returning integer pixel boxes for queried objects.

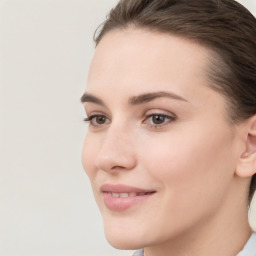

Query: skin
[82,28,255,256]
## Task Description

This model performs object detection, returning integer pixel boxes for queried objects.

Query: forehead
[87,28,212,96]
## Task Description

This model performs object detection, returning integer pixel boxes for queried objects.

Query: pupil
[96,116,105,124]
[153,115,165,124]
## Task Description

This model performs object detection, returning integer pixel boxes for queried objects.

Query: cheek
[82,135,105,212]
[82,134,98,180]
[134,126,237,237]
[140,125,236,202]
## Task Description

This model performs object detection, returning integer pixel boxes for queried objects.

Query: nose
[95,125,137,173]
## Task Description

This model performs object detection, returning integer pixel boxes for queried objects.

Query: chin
[104,225,145,250]
[106,237,143,250]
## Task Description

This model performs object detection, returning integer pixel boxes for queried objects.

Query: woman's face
[82,29,245,249]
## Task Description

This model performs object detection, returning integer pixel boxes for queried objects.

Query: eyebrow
[128,91,188,105]
[80,91,188,106]
[80,93,106,106]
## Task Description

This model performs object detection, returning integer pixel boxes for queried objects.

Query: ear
[236,115,256,178]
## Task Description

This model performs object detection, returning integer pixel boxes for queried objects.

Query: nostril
[95,153,137,173]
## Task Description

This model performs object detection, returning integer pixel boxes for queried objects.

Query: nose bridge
[95,122,136,172]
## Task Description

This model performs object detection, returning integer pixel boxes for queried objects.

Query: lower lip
[102,192,155,211]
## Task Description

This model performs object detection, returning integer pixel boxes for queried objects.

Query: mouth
[107,191,155,198]
[100,184,156,211]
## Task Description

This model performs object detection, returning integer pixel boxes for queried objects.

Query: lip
[100,184,155,193]
[100,184,156,211]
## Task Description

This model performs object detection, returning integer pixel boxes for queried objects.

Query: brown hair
[94,0,256,204]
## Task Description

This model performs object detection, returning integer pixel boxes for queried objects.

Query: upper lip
[100,184,156,193]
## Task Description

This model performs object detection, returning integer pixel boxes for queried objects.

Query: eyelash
[144,113,176,128]
[83,114,110,128]
[83,113,176,129]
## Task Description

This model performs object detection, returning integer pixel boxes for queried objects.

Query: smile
[109,192,152,198]
[100,184,156,211]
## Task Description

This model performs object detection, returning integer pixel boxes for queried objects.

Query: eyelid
[145,109,177,119]
[84,110,110,119]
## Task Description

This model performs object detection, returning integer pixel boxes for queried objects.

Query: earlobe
[236,115,256,178]
[236,152,256,177]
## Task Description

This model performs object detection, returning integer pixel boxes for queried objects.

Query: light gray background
[0,1,255,256]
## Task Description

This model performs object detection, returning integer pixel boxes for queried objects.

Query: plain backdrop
[0,1,256,256]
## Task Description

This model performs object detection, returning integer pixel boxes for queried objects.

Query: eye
[144,113,176,127]
[84,114,110,127]
[151,114,167,124]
